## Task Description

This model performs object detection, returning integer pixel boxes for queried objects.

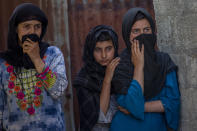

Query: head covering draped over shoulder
[112,7,177,100]
[0,3,49,69]
[73,25,118,130]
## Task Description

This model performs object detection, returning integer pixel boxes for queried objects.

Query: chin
[100,63,108,66]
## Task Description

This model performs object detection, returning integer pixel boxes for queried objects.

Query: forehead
[18,20,41,25]
[132,18,151,28]
[95,40,113,48]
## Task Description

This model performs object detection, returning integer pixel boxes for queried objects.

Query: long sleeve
[36,46,68,100]
[160,71,180,130]
[97,95,118,123]
[117,80,145,120]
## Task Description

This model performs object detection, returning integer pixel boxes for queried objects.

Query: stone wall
[153,0,197,130]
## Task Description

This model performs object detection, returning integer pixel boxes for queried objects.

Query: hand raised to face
[131,39,144,69]
[22,38,40,63]
[104,57,120,82]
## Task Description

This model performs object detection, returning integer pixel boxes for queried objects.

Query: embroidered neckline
[5,56,47,115]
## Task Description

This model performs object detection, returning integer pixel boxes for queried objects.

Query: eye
[23,24,31,30]
[106,46,112,51]
[131,29,140,34]
[144,27,151,33]
[35,24,41,30]
[94,47,101,52]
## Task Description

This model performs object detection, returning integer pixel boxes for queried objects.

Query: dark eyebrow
[144,27,151,29]
[94,47,101,49]
[22,23,31,26]
[106,45,113,48]
[131,28,140,30]
[35,23,42,27]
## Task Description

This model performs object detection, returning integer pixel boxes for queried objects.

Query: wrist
[103,77,112,85]
[134,65,144,71]
[103,79,111,85]
[32,57,42,65]
[144,102,148,112]
[33,58,45,73]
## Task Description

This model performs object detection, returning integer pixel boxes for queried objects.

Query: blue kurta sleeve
[160,71,180,130]
[117,80,144,120]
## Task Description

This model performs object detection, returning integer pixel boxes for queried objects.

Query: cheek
[108,50,115,60]
[17,30,25,41]
[36,29,42,37]
[17,28,28,41]
[93,52,100,62]
[130,34,138,41]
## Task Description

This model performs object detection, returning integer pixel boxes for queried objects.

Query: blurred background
[0,0,154,130]
[1,0,197,131]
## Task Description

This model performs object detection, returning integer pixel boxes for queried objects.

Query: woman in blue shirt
[111,7,180,131]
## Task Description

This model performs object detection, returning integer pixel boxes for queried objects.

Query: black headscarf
[111,7,177,100]
[0,3,49,69]
[73,25,118,131]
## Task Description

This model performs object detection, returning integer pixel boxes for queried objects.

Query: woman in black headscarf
[1,2,48,69]
[0,3,67,131]
[110,8,180,131]
[74,25,120,131]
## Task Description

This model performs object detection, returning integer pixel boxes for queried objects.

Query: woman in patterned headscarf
[0,3,67,131]
[74,25,120,131]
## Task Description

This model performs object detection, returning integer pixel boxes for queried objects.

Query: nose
[101,50,106,59]
[139,29,144,35]
[29,26,36,34]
